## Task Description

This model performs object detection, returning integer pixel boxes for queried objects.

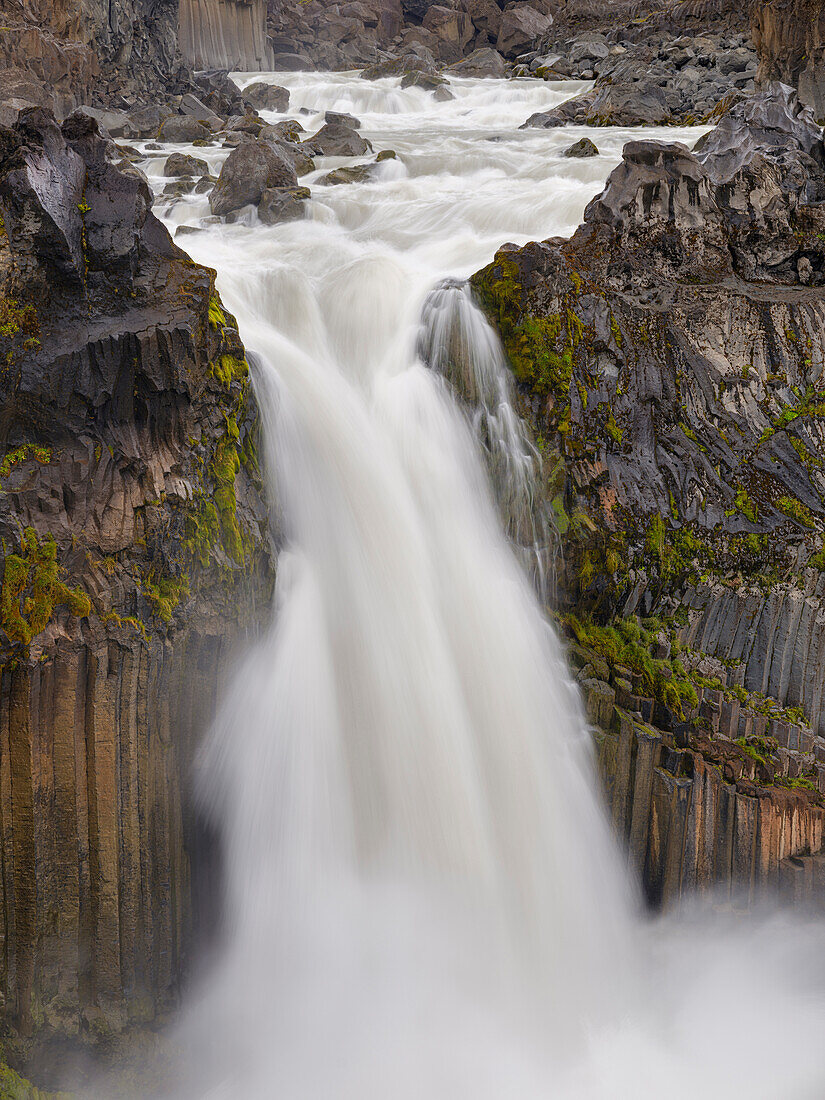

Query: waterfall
[137,72,825,1100]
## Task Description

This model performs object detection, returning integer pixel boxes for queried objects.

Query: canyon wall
[178,0,274,72]
[753,0,825,119]
[470,84,825,905]
[0,106,275,1048]
[0,0,188,111]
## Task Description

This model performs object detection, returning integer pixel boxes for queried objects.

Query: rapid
[132,72,825,1099]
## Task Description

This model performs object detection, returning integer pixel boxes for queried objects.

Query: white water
[138,74,825,1099]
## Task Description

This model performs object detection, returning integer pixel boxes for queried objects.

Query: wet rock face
[472,84,825,731]
[753,0,825,120]
[0,108,274,1044]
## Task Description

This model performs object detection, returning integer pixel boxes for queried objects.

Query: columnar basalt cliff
[470,83,825,904]
[753,0,825,119]
[0,106,274,1048]
[178,0,274,72]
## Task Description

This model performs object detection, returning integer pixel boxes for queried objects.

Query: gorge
[2,0,825,1096]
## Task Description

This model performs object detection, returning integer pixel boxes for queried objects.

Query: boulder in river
[302,122,373,156]
[209,139,298,216]
[447,47,507,78]
[165,151,210,177]
[563,137,599,157]
[242,81,291,112]
[325,110,362,128]
[258,184,312,224]
[158,115,213,143]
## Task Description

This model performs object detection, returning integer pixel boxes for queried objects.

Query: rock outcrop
[753,0,825,120]
[0,106,274,1053]
[0,0,189,110]
[524,28,757,127]
[468,83,825,900]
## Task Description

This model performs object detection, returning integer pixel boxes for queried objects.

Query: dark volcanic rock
[258,184,311,223]
[302,122,373,156]
[447,47,507,77]
[563,137,600,157]
[164,151,209,177]
[496,5,553,59]
[241,80,290,112]
[325,110,362,128]
[158,114,212,142]
[472,83,825,645]
[0,107,273,1046]
[209,139,298,216]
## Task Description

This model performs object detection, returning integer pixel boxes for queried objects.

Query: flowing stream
[137,73,825,1099]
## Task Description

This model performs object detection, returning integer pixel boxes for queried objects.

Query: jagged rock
[0,107,273,1045]
[209,139,298,216]
[192,69,247,118]
[257,184,311,224]
[261,133,315,176]
[158,115,213,143]
[524,81,670,128]
[461,0,502,40]
[241,81,290,113]
[563,137,599,157]
[496,6,553,59]
[302,122,373,156]
[164,151,209,177]
[447,47,506,77]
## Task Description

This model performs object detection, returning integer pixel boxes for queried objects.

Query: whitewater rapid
[135,73,825,1099]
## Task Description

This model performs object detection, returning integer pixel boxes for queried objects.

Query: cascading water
[131,73,825,1099]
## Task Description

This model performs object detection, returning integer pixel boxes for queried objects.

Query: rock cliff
[469,83,825,904]
[0,0,189,111]
[178,0,274,71]
[0,106,274,1051]
[753,0,825,120]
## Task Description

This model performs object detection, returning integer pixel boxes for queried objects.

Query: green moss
[211,354,249,387]
[776,494,816,527]
[0,1058,68,1098]
[605,410,623,444]
[725,485,759,523]
[0,444,51,479]
[1,528,91,647]
[142,570,189,625]
[0,297,39,341]
[211,436,243,564]
[208,296,227,329]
